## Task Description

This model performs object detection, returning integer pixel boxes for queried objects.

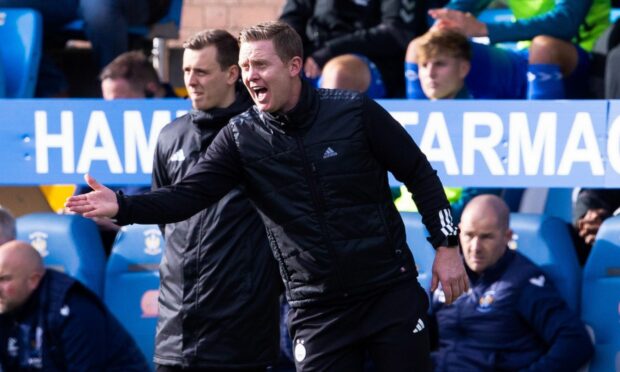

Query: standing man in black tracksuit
[279,0,428,98]
[66,21,468,371]
[151,30,281,371]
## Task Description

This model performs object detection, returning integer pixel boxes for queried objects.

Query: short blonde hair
[239,21,302,63]
[413,29,471,64]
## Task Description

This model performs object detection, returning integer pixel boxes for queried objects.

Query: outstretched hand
[431,246,469,304]
[64,174,119,218]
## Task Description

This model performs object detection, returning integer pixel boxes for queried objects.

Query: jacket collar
[454,85,472,99]
[190,81,252,130]
[259,78,318,131]
[466,248,515,285]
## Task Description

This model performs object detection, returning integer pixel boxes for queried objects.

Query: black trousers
[287,279,432,372]
[156,365,267,372]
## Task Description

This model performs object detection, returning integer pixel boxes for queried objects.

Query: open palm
[65,174,119,218]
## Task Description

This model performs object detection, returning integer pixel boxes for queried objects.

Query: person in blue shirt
[405,0,610,100]
[431,194,594,371]
[398,29,502,223]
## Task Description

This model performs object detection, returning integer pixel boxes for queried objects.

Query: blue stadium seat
[517,188,576,224]
[104,224,164,370]
[508,213,581,312]
[63,0,182,81]
[543,188,574,223]
[16,213,106,296]
[581,216,620,372]
[63,0,182,40]
[400,212,436,294]
[0,53,5,97]
[0,8,42,98]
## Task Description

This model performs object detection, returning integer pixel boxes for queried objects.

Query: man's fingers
[84,173,102,191]
[442,279,454,304]
[428,8,450,19]
[66,194,87,203]
[430,274,439,292]
[83,210,103,218]
[451,281,461,304]
[462,274,470,293]
[64,198,90,208]
[67,205,95,214]
[440,274,468,305]
[584,234,597,246]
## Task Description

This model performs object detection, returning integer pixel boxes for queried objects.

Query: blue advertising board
[0,98,618,187]
[0,99,189,185]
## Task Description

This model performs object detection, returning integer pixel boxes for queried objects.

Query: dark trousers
[287,280,432,372]
[156,365,267,372]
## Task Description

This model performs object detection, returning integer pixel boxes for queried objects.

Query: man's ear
[227,64,240,85]
[289,56,303,77]
[144,82,158,98]
[28,271,44,291]
[459,60,471,79]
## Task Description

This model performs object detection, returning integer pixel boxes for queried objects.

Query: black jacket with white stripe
[117,81,456,307]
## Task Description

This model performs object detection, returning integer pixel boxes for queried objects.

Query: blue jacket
[0,270,148,371]
[431,249,593,371]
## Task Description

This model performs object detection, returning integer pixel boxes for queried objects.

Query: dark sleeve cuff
[113,191,131,226]
[428,231,460,249]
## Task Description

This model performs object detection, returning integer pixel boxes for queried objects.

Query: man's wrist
[439,234,459,248]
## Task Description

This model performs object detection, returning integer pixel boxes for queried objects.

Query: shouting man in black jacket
[67,21,467,371]
[151,30,281,371]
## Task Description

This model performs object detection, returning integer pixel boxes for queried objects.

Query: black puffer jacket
[279,0,428,97]
[117,81,455,308]
[151,87,281,368]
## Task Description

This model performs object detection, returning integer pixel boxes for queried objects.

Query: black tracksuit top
[116,81,455,307]
[150,88,281,368]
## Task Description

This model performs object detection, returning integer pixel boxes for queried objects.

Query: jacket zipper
[295,135,348,296]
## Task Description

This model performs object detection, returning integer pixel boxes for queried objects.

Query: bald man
[0,241,148,371]
[431,195,593,371]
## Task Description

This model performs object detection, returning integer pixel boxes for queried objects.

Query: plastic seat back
[104,224,164,370]
[0,8,42,97]
[16,213,106,296]
[581,216,620,372]
[64,0,182,39]
[400,212,436,294]
[509,213,581,312]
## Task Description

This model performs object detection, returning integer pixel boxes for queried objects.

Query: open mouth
[252,86,268,101]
